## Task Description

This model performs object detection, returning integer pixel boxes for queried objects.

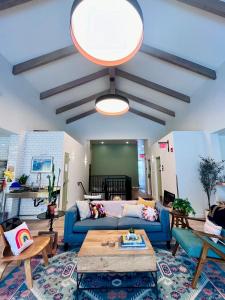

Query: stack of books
[119,234,146,249]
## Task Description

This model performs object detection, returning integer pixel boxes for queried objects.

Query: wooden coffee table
[75,230,158,299]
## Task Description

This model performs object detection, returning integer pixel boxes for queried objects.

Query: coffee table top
[77,230,156,273]
[78,230,155,258]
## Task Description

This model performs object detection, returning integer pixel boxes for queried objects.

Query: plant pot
[47,204,56,217]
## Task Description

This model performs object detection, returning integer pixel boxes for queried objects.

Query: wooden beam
[116,69,190,103]
[141,44,216,80]
[40,69,108,99]
[108,68,116,93]
[116,90,175,117]
[66,109,96,124]
[176,0,225,18]
[56,90,109,114]
[129,108,166,125]
[0,0,31,10]
[13,46,76,75]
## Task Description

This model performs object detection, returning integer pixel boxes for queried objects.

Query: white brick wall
[5,132,64,219]
[0,137,9,160]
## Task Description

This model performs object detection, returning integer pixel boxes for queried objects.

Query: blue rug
[0,248,224,300]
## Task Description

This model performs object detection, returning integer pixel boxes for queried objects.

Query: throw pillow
[204,218,222,243]
[90,203,106,219]
[137,197,156,208]
[141,207,159,222]
[76,201,91,221]
[122,204,144,218]
[4,222,33,256]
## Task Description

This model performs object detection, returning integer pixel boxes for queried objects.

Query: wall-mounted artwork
[31,156,53,173]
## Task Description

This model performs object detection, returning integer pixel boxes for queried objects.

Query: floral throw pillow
[141,206,159,222]
[90,203,106,219]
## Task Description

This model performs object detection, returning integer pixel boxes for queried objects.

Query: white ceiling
[0,0,225,142]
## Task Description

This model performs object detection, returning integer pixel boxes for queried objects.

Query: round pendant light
[70,0,144,66]
[95,94,129,116]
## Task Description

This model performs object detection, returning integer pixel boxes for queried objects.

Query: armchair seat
[172,228,223,259]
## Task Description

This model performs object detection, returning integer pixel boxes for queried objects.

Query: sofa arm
[156,201,171,239]
[64,205,78,242]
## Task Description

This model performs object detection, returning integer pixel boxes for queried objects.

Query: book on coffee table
[119,234,146,248]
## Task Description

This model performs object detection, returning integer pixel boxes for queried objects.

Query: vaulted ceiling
[0,0,225,141]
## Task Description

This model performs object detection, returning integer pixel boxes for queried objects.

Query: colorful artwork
[15,228,32,248]
[31,157,53,173]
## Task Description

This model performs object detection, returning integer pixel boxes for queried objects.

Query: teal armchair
[172,220,225,289]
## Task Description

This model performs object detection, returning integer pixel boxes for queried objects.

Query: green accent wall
[91,144,138,186]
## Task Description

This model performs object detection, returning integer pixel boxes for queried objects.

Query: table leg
[2,193,7,221]
[17,198,21,218]
[76,272,79,300]
[49,218,54,232]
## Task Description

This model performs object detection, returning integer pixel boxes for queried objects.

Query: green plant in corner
[172,198,195,216]
[199,157,225,210]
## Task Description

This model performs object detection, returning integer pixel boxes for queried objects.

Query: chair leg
[42,248,49,266]
[0,262,10,280]
[172,242,179,256]
[192,244,208,289]
[24,259,33,289]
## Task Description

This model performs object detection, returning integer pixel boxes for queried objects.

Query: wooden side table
[38,231,58,256]
[170,210,190,230]
[37,211,65,256]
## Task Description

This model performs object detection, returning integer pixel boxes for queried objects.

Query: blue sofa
[64,201,171,249]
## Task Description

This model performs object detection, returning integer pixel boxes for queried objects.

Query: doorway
[62,152,70,211]
[156,157,163,201]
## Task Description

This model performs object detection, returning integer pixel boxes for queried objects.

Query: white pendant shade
[70,0,144,66]
[95,94,129,116]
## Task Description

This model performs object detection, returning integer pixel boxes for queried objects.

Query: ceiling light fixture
[70,0,144,66]
[95,94,129,116]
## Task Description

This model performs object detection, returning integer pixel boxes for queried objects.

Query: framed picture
[31,156,53,173]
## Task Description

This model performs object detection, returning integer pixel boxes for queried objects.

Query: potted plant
[47,164,58,216]
[172,198,195,216]
[18,174,29,186]
[199,157,225,214]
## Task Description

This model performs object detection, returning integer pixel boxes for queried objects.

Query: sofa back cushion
[76,201,91,221]
[92,200,137,218]
[122,204,144,218]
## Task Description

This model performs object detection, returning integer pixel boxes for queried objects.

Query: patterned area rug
[0,248,224,300]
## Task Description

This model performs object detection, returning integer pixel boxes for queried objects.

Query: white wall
[63,133,90,208]
[151,131,223,217]
[151,132,177,201]
[0,137,9,160]
[5,131,88,218]
[219,135,225,161]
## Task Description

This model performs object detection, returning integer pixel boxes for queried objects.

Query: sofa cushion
[172,228,224,259]
[73,217,118,233]
[118,217,162,232]
[92,200,137,218]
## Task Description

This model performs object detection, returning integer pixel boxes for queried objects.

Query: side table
[170,210,190,230]
[37,211,65,256]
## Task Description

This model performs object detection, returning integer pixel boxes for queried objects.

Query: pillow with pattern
[4,222,33,256]
[90,203,106,219]
[141,206,159,222]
